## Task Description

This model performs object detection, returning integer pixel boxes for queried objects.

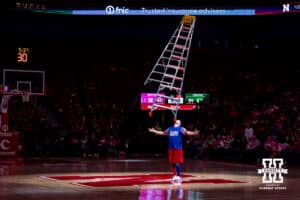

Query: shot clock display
[17,47,29,63]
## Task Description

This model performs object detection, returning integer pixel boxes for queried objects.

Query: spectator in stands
[245,135,261,162]
[244,123,254,142]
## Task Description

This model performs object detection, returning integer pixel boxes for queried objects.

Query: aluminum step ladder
[144,15,196,120]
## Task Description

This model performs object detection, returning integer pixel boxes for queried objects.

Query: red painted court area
[46,173,244,187]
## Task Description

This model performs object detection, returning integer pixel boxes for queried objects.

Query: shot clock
[17,48,30,63]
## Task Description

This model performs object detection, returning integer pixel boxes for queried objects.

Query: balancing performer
[148,119,199,184]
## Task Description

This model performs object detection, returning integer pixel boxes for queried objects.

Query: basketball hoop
[21,90,30,103]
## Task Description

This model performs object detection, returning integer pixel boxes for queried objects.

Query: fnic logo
[257,158,288,190]
[105,5,129,15]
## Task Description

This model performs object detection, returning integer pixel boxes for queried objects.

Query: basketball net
[21,90,30,103]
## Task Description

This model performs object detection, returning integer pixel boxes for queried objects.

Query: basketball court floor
[0,157,299,200]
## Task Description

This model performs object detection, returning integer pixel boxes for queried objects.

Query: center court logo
[44,173,244,187]
[257,158,288,190]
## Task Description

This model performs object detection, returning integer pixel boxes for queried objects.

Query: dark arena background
[0,0,300,199]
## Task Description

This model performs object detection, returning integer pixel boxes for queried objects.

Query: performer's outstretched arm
[186,129,199,136]
[148,128,167,136]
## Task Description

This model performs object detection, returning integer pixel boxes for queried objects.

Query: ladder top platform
[182,15,196,25]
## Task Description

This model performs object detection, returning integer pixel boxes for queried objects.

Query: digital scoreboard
[140,93,208,111]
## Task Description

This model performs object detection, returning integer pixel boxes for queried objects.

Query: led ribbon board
[24,2,300,16]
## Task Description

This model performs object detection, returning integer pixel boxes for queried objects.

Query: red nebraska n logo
[45,174,244,187]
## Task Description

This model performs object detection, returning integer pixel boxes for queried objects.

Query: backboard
[2,69,45,96]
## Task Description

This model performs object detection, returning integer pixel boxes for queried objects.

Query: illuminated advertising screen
[15,1,300,16]
[185,93,209,104]
[167,95,184,104]
[141,93,165,104]
[140,93,197,110]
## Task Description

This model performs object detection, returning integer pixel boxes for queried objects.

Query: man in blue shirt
[148,120,199,184]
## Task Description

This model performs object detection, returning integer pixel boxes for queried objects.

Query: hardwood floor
[0,158,299,199]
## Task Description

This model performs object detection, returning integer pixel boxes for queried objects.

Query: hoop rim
[1,92,44,96]
[20,90,30,95]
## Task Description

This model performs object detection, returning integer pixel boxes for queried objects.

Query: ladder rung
[173,52,183,57]
[152,71,165,75]
[171,55,186,60]
[160,56,170,60]
[181,30,190,33]
[164,74,183,81]
[182,26,191,30]
[181,26,190,30]
[148,78,171,85]
[160,84,180,91]
[173,35,189,40]
[166,50,186,54]
[167,65,184,70]
[178,36,188,40]
[174,50,186,54]
[175,45,186,50]
[156,64,166,67]
[152,104,177,111]
[161,56,171,60]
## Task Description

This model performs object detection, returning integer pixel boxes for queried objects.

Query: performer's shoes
[171,176,182,185]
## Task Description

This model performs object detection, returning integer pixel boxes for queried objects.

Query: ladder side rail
[172,18,196,119]
[169,21,194,95]
[177,20,196,97]
[159,23,185,90]
[144,28,181,85]
[153,23,186,112]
